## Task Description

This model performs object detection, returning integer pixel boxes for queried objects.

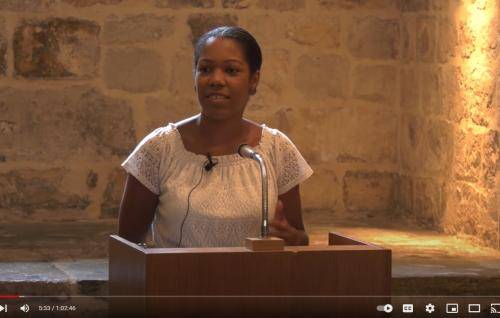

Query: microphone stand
[238,144,284,251]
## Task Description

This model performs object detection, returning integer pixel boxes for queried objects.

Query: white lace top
[121,123,313,248]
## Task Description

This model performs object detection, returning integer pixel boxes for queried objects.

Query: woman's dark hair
[194,26,262,75]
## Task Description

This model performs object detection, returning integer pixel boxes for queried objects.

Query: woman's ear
[250,70,260,95]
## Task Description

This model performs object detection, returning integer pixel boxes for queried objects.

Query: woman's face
[195,37,260,121]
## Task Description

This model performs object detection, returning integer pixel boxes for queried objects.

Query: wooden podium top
[110,232,387,254]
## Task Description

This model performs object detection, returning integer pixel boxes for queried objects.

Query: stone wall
[398,0,499,248]
[0,0,497,249]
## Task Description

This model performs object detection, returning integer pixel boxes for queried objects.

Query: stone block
[168,53,195,96]
[401,116,453,175]
[262,48,289,85]
[437,16,457,63]
[294,54,349,99]
[318,0,399,10]
[416,16,436,62]
[353,64,397,107]
[187,14,238,45]
[0,169,90,219]
[0,262,69,294]
[0,222,116,261]
[100,168,126,218]
[86,170,98,189]
[13,18,100,79]
[144,96,198,135]
[0,86,136,162]
[347,16,399,60]
[246,107,294,140]
[296,106,397,165]
[0,17,7,75]
[53,259,108,283]
[245,85,284,123]
[273,108,292,133]
[255,0,304,11]
[421,119,453,175]
[463,66,497,128]
[240,14,285,48]
[400,114,423,172]
[496,73,499,120]
[400,68,419,113]
[457,18,475,59]
[62,0,122,6]
[401,16,416,61]
[430,0,449,11]
[335,108,397,164]
[343,170,398,213]
[103,14,174,44]
[440,65,464,122]
[401,0,430,12]
[414,178,443,228]
[246,48,289,119]
[398,175,413,214]
[249,105,286,128]
[0,0,55,11]
[444,181,498,248]
[420,66,442,115]
[155,0,214,8]
[221,0,251,8]
[285,15,340,48]
[54,259,108,295]
[454,129,498,190]
[103,48,166,93]
[300,167,342,212]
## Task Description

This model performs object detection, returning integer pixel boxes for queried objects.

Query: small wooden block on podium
[245,236,285,251]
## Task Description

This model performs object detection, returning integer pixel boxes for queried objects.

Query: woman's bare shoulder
[174,115,199,129]
[242,118,264,146]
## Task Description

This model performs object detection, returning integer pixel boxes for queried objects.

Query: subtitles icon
[446,303,459,313]
[492,304,500,314]
[402,304,413,313]
[468,304,480,313]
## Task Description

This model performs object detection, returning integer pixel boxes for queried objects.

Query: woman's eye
[226,68,239,74]
[198,66,210,73]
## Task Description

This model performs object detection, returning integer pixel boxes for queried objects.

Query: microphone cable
[176,154,218,248]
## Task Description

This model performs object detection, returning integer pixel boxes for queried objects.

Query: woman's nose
[209,68,225,86]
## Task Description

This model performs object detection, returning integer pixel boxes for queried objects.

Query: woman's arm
[118,174,158,243]
[270,185,309,246]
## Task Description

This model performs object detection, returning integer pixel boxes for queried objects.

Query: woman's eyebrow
[224,59,244,64]
[198,58,244,64]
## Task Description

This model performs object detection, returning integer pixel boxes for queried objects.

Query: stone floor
[1,211,499,297]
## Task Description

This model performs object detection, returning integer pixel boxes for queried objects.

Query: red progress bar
[0,295,20,299]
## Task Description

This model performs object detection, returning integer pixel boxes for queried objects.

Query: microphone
[204,153,218,171]
[238,144,269,238]
[238,144,260,160]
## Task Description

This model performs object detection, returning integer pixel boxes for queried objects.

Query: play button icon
[0,304,6,312]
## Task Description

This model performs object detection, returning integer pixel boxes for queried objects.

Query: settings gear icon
[425,303,435,313]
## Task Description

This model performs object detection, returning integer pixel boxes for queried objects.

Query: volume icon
[20,304,29,313]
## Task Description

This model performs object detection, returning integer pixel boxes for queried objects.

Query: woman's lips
[206,94,230,101]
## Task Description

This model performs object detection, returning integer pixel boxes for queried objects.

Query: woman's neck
[195,113,248,145]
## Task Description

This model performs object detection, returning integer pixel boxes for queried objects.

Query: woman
[118,26,313,248]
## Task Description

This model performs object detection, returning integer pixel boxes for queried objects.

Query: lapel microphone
[204,153,218,171]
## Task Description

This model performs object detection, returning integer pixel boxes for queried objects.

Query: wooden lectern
[109,233,391,317]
